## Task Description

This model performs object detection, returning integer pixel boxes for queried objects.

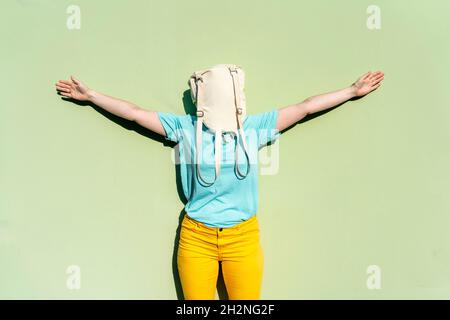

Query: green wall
[1,0,450,299]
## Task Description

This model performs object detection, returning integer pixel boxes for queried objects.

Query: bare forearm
[87,90,138,120]
[276,86,357,131]
[56,76,167,135]
[267,71,383,132]
[303,86,357,115]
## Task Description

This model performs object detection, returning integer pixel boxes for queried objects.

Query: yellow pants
[177,213,264,300]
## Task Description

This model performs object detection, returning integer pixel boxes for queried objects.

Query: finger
[371,74,384,83]
[58,79,72,85]
[370,75,384,83]
[368,74,381,82]
[362,71,372,80]
[60,91,72,98]
[370,75,383,83]
[371,82,382,89]
[55,83,71,89]
[367,72,377,80]
[56,85,71,93]
[71,75,80,85]
[370,71,384,79]
[56,82,71,89]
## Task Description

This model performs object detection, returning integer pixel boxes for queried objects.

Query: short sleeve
[157,112,184,143]
[245,109,281,148]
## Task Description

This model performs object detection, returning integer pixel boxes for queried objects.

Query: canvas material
[188,64,250,186]
[189,64,246,133]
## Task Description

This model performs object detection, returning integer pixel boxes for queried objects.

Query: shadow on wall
[58,86,357,299]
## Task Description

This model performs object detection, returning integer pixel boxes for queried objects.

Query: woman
[55,69,384,299]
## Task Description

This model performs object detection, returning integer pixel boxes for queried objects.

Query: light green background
[1,0,450,299]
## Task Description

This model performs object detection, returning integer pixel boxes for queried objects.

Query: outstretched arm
[55,76,166,136]
[276,71,384,132]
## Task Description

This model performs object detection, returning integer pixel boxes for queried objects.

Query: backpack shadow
[170,90,229,300]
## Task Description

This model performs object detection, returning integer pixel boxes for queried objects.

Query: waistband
[183,213,258,232]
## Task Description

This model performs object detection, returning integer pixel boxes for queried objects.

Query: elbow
[127,105,140,122]
[298,100,312,117]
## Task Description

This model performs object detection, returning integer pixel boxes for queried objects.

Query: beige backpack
[188,64,250,186]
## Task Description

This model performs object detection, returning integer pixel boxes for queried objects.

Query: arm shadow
[59,95,187,203]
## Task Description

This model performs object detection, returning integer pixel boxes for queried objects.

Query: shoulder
[244,108,278,129]
[157,112,195,143]
[157,112,194,126]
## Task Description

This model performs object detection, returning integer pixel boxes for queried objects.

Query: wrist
[87,89,97,101]
[348,84,358,98]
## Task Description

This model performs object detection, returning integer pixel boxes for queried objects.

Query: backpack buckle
[228,66,238,73]
[196,110,204,117]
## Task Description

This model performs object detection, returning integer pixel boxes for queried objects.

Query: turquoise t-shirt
[157,109,280,228]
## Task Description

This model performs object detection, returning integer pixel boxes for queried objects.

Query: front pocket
[238,219,260,235]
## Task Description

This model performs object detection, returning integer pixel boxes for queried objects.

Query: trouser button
[219,228,223,232]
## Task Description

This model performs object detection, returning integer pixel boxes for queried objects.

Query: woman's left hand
[351,71,384,97]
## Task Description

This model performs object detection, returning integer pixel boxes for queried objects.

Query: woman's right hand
[55,76,91,101]
[55,76,167,137]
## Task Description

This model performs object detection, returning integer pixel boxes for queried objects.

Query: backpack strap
[195,75,221,187]
[228,66,250,178]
